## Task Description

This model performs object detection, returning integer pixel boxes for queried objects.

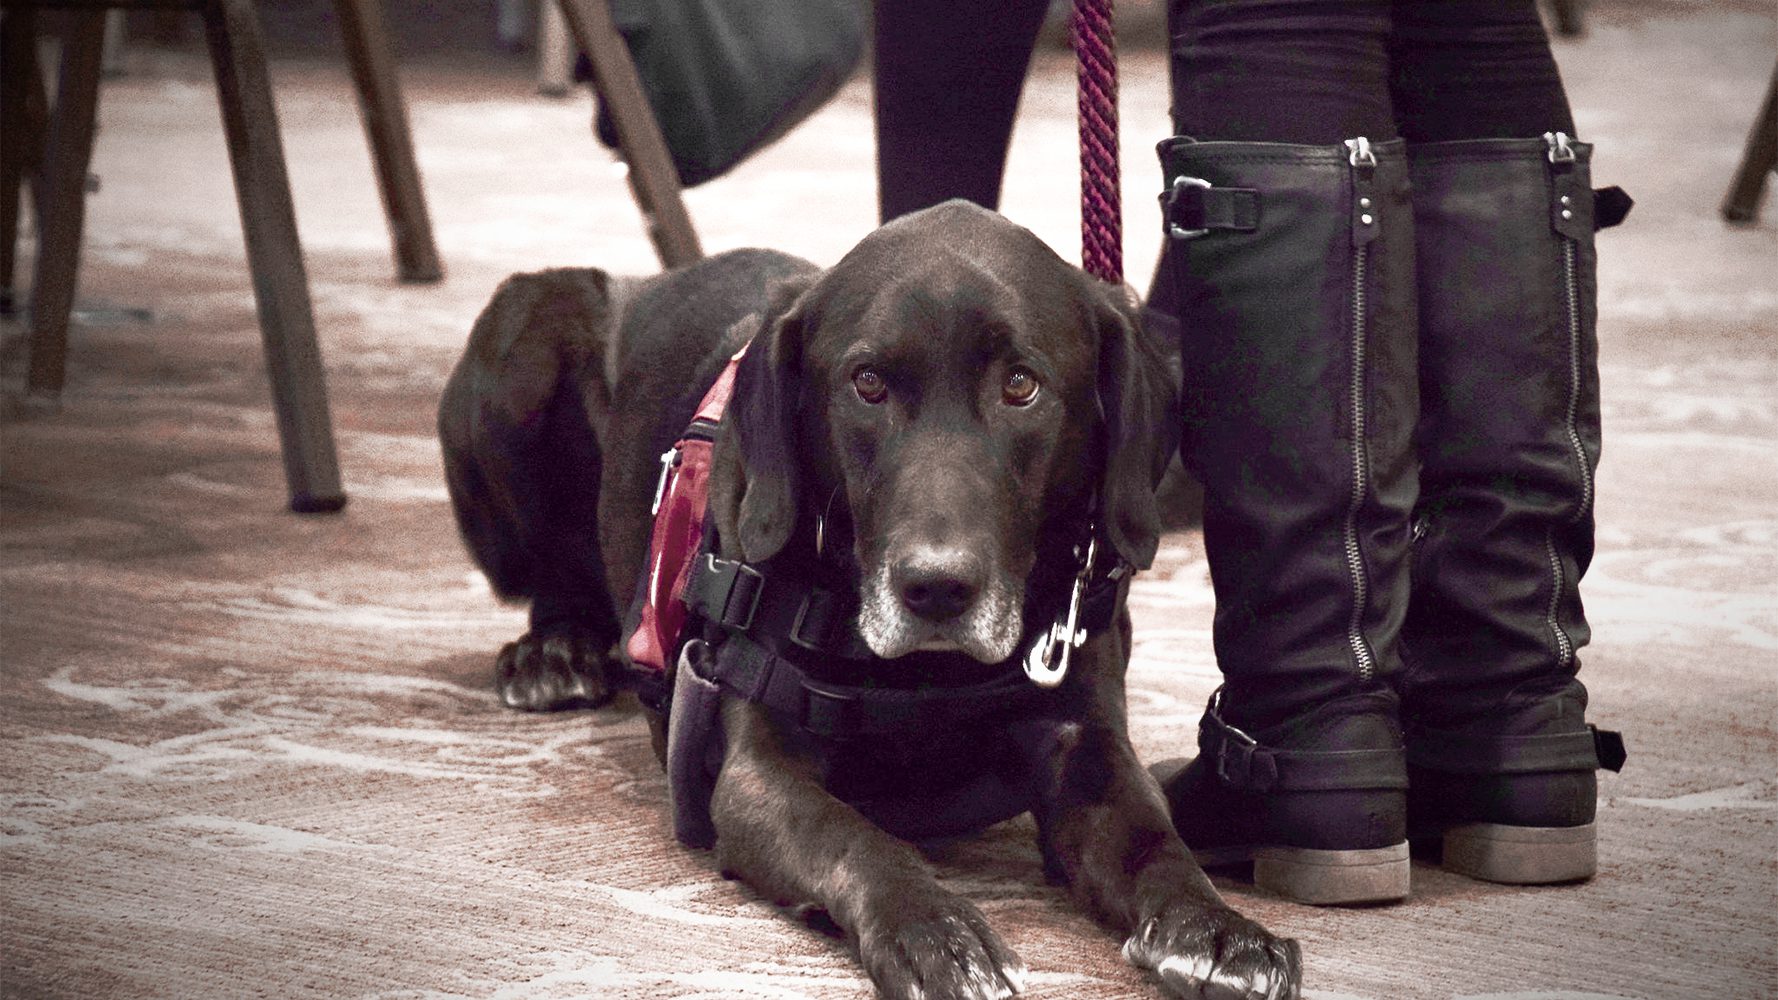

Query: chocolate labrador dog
[439,202,1300,1000]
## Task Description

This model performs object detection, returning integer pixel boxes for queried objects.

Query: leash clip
[1024,535,1097,688]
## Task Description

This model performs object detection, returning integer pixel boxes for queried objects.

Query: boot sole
[1441,822,1596,885]
[1194,842,1411,906]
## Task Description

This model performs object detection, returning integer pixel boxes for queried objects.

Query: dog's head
[716,201,1177,663]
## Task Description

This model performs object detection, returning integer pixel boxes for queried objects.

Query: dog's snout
[892,550,984,623]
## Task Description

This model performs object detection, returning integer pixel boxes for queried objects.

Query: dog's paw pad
[1124,906,1300,1000]
[495,629,613,711]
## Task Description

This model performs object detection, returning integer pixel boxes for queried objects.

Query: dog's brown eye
[853,367,888,404]
[1002,367,1040,406]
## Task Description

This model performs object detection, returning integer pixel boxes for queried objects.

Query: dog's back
[439,249,817,670]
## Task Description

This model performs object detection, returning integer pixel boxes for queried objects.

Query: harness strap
[698,632,1053,743]
[682,553,874,660]
[685,534,1130,699]
[676,534,1129,745]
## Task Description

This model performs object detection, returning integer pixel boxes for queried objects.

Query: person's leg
[872,0,1049,223]
[1146,0,1399,332]
[1389,0,1627,885]
[1149,0,1419,904]
[1387,0,1574,144]
[1168,0,1394,142]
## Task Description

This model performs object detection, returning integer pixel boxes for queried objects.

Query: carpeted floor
[3,2,1776,998]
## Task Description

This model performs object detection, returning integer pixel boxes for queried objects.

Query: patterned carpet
[4,3,1776,998]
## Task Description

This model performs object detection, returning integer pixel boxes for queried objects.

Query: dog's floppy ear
[722,274,817,563]
[1093,281,1180,570]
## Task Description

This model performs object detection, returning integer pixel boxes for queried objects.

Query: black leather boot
[1401,134,1628,885]
[1148,137,1419,904]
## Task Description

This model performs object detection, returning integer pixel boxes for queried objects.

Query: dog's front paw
[1122,904,1300,1000]
[859,896,1027,1000]
[495,627,612,711]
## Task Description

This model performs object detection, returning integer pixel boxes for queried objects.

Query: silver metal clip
[1164,175,1215,241]
[1023,536,1097,688]
[1544,131,1576,164]
[1345,136,1377,169]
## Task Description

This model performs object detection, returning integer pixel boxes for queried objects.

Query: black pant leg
[873,0,1051,223]
[1167,0,1397,143]
[1388,0,1576,142]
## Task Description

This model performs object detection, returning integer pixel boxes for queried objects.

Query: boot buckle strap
[1592,725,1628,772]
[1200,703,1281,792]
[1161,175,1260,241]
[1216,727,1281,792]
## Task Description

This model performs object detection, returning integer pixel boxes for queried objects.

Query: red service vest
[624,347,746,677]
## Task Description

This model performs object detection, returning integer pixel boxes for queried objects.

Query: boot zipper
[1559,239,1593,518]
[1544,131,1589,672]
[1343,137,1379,683]
[1544,529,1573,669]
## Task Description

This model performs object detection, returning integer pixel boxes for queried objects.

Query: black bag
[590,0,867,188]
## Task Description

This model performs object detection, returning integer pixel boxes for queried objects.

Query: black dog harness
[623,349,1130,848]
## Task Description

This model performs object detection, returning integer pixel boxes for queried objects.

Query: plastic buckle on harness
[691,555,765,630]
[802,683,861,740]
[1023,536,1096,688]
[787,591,840,652]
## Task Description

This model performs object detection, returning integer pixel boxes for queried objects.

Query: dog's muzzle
[856,556,1023,663]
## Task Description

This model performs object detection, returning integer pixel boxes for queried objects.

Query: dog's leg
[712,701,1027,1000]
[439,269,622,711]
[1034,631,1302,1000]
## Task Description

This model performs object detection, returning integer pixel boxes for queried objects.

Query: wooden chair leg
[1721,60,1778,225]
[332,0,442,284]
[536,1,573,96]
[555,0,701,269]
[1,8,41,313]
[203,0,346,512]
[26,11,106,399]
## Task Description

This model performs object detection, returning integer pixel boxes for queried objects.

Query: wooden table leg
[332,0,442,284]
[25,11,106,398]
[1721,61,1778,225]
[204,0,346,512]
[556,0,702,269]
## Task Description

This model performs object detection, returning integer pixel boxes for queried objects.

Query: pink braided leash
[1074,0,1121,284]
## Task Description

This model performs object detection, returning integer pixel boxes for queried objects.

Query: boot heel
[1252,842,1410,905]
[1441,822,1596,885]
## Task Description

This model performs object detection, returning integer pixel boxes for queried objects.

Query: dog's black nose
[893,551,983,623]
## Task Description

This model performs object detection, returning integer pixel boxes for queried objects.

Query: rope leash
[1073,0,1121,284]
